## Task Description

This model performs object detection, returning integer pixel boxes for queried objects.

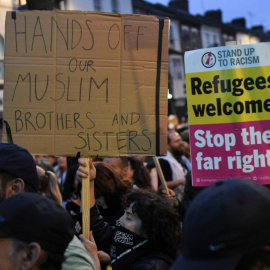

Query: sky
[146,0,270,32]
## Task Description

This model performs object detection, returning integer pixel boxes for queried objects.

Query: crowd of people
[1,123,270,270]
[2,0,269,268]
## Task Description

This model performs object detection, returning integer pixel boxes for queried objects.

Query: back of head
[0,192,75,256]
[122,189,180,258]
[127,157,152,189]
[36,166,63,205]
[94,162,131,204]
[181,172,205,216]
[0,143,38,192]
[171,179,270,270]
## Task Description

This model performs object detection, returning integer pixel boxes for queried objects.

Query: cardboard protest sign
[185,42,270,186]
[3,10,169,157]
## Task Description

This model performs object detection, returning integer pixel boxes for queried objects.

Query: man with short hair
[0,143,100,270]
[0,143,38,203]
[0,192,75,270]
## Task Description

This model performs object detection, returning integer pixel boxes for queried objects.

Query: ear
[20,242,43,270]
[6,178,25,197]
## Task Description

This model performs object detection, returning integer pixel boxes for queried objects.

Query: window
[205,33,210,47]
[222,34,234,45]
[191,29,199,49]
[94,0,101,11]
[182,26,190,50]
[170,25,175,45]
[0,35,4,81]
[213,34,218,47]
[112,0,119,13]
[172,58,183,80]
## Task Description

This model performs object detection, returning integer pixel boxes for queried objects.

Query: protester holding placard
[77,158,180,270]
[68,161,133,236]
[93,162,133,224]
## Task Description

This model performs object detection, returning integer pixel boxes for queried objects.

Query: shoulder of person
[62,236,96,270]
[133,252,174,270]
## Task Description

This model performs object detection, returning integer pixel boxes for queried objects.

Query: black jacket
[90,205,174,270]
[133,252,174,270]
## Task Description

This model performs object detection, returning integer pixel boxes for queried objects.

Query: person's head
[167,130,185,157]
[181,172,205,219]
[171,178,270,270]
[103,157,134,180]
[183,141,191,160]
[180,128,190,144]
[119,189,180,259]
[126,157,152,189]
[0,143,38,203]
[0,192,75,270]
[36,166,63,205]
[56,156,68,171]
[94,162,132,209]
[44,156,57,167]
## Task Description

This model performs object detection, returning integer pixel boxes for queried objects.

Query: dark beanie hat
[0,143,38,191]
[170,179,270,270]
[0,193,75,254]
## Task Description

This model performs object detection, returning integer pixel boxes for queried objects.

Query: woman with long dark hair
[78,158,181,270]
[94,162,133,224]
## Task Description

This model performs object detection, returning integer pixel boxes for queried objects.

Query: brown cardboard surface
[4,10,169,157]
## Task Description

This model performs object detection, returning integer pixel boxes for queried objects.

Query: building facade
[63,0,132,14]
[133,0,270,122]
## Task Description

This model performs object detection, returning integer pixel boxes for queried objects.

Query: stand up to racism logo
[202,51,216,68]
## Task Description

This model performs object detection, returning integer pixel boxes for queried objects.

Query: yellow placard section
[3,11,169,156]
[186,65,270,125]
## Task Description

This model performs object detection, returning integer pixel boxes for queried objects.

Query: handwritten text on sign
[4,11,169,156]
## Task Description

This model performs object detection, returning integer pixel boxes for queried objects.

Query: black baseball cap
[0,193,75,254]
[170,179,270,270]
[0,143,38,191]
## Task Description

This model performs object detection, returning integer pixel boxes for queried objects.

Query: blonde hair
[36,166,63,205]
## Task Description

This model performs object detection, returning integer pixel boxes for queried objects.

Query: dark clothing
[98,204,124,225]
[64,199,81,216]
[158,156,191,182]
[70,201,124,236]
[90,205,174,270]
[133,252,174,270]
[158,159,173,180]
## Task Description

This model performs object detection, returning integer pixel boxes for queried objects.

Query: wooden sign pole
[82,157,90,239]
[153,156,169,193]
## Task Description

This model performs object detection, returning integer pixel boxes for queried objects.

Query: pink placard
[190,120,270,186]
